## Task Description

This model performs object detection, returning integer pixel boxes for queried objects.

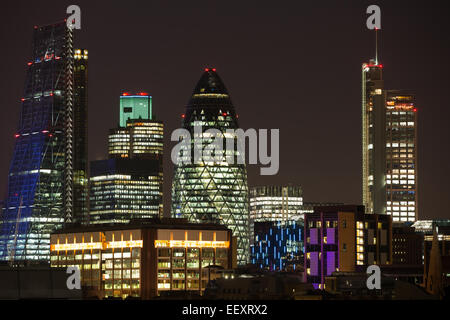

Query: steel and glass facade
[250,220,304,271]
[73,49,89,225]
[89,158,163,223]
[0,22,75,262]
[90,94,163,223]
[385,91,417,222]
[171,68,249,265]
[362,60,418,222]
[108,119,163,160]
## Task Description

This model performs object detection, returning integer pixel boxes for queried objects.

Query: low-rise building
[50,218,234,299]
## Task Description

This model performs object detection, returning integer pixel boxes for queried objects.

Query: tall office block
[109,119,163,160]
[362,60,385,216]
[385,91,418,222]
[171,68,250,265]
[361,60,418,222]
[304,205,392,289]
[89,94,164,223]
[0,22,76,262]
[89,158,162,223]
[73,49,89,224]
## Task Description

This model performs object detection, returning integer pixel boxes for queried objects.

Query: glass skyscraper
[0,22,79,262]
[171,68,250,265]
[73,49,89,224]
[89,93,164,223]
[361,60,418,222]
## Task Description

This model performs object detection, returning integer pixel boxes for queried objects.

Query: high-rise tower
[171,68,250,265]
[73,49,89,224]
[89,93,163,223]
[362,60,385,215]
[362,62,418,222]
[0,22,76,262]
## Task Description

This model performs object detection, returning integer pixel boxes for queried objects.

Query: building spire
[375,27,379,65]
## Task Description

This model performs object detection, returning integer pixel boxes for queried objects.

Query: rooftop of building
[53,217,231,234]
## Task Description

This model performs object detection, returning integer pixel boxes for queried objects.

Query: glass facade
[171,69,249,265]
[385,92,417,222]
[50,225,232,299]
[89,159,163,223]
[250,220,304,271]
[362,61,418,221]
[0,22,74,262]
[109,119,163,160]
[50,229,142,299]
[119,93,152,127]
[73,49,89,225]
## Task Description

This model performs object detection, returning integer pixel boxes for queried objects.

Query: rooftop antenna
[375,27,379,65]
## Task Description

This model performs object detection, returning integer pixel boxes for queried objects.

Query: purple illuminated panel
[326,251,336,275]
[326,228,335,244]
[310,252,319,276]
[310,228,318,244]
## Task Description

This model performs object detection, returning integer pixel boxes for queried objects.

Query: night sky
[0,0,449,219]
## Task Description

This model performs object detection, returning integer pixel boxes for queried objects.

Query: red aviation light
[49,92,53,96]
[205,68,210,72]
[181,114,185,118]
[122,92,130,96]
[413,108,417,112]
[138,92,148,96]
[212,68,216,72]
[222,112,227,116]
[27,62,32,66]
[14,134,20,138]
[20,98,25,102]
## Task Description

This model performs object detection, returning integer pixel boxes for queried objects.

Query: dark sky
[0,0,449,219]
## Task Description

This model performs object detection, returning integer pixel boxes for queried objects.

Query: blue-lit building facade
[0,22,77,262]
[251,220,304,271]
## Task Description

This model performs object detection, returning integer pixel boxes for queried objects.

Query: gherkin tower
[172,68,250,265]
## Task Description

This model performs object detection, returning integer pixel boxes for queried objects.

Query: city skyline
[0,1,449,220]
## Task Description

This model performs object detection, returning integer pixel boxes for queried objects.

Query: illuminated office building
[73,49,89,224]
[362,60,418,222]
[108,119,163,160]
[89,93,163,223]
[0,22,81,262]
[50,219,233,299]
[249,185,304,246]
[119,92,152,127]
[362,59,385,216]
[171,68,250,266]
[89,158,162,223]
[251,220,304,271]
[385,91,418,222]
[304,205,392,289]
[249,186,304,222]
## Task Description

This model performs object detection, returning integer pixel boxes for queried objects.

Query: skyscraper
[362,59,385,216]
[73,49,89,224]
[89,93,163,223]
[171,68,250,265]
[361,58,418,222]
[0,22,77,262]
[385,91,418,222]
